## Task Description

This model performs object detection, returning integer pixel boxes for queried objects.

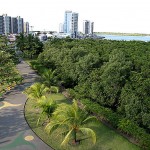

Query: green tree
[45,100,97,146]
[24,82,49,100]
[41,69,56,88]
[36,38,150,133]
[16,33,27,53]
[16,33,43,58]
[26,34,43,58]
[37,96,57,125]
[0,35,22,96]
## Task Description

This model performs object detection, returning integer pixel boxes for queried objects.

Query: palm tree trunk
[72,130,77,144]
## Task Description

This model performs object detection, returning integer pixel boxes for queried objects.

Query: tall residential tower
[17,16,24,34]
[11,17,18,34]
[71,12,78,38]
[3,14,11,35]
[0,16,4,34]
[83,20,94,35]
[59,23,64,33]
[24,22,29,34]
[64,11,72,33]
[0,14,29,35]
[64,11,78,37]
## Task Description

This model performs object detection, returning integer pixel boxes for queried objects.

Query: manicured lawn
[25,93,141,150]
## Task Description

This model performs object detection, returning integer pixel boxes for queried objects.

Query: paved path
[0,61,52,150]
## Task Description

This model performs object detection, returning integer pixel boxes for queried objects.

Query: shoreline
[95,32,150,36]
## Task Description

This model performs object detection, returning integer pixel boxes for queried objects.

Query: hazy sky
[0,0,150,33]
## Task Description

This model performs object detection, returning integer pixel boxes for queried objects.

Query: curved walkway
[0,61,52,150]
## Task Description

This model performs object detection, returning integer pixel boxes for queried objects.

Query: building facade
[71,12,78,38]
[11,17,18,34]
[59,23,64,33]
[83,20,94,35]
[64,11,72,33]
[3,14,11,35]
[64,11,78,37]
[24,22,29,34]
[17,16,24,33]
[0,16,4,34]
[90,22,94,34]
[0,14,29,35]
[83,20,90,35]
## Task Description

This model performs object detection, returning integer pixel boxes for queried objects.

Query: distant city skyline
[0,14,29,35]
[0,0,150,33]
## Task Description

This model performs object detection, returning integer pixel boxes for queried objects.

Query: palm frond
[45,121,60,135]
[24,82,49,100]
[61,128,74,146]
[82,116,98,125]
[79,127,96,144]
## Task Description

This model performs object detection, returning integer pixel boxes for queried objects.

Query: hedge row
[30,60,47,75]
[80,98,150,150]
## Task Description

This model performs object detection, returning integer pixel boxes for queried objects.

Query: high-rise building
[71,12,78,37]
[83,20,90,35]
[24,22,29,34]
[90,22,94,35]
[11,17,18,34]
[17,16,24,33]
[0,16,4,34]
[64,11,78,37]
[3,14,11,35]
[64,11,72,33]
[0,14,29,35]
[59,23,64,33]
[83,20,94,35]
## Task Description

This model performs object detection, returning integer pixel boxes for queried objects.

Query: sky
[0,0,150,33]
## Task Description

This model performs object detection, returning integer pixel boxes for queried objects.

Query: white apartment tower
[83,20,90,35]
[64,11,72,33]
[83,20,94,35]
[59,23,64,33]
[64,11,78,37]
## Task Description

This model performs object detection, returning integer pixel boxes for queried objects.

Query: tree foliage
[37,38,150,133]
[16,33,43,58]
[0,35,22,96]
[45,100,97,146]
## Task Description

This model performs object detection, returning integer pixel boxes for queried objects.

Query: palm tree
[24,82,49,101]
[37,96,57,125]
[41,69,59,93]
[45,100,97,146]
[41,69,56,88]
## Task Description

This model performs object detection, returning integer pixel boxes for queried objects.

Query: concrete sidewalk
[0,61,52,150]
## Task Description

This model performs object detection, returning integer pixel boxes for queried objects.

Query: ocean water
[99,34,150,42]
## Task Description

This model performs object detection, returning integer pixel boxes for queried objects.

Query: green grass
[25,93,141,150]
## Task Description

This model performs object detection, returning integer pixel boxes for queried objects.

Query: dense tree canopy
[37,38,150,133]
[0,35,22,96]
[16,33,43,58]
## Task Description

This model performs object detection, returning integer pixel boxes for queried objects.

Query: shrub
[80,98,150,150]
